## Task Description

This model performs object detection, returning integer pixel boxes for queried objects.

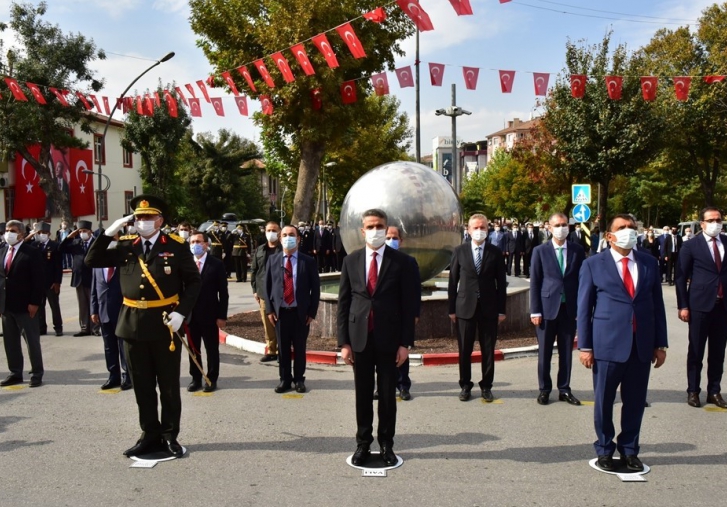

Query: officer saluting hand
[85,195,201,458]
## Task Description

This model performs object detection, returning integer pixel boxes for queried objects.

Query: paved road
[1,276,725,506]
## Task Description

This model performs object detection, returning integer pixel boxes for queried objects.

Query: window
[124,191,134,214]
[268,176,277,195]
[123,147,133,168]
[4,187,15,221]
[96,190,108,221]
[94,134,105,165]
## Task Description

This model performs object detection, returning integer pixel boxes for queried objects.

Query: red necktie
[107,267,114,282]
[4,246,15,273]
[196,260,202,272]
[621,257,636,331]
[367,252,378,332]
[713,238,723,298]
[283,255,294,305]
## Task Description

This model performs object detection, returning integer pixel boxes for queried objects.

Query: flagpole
[415,29,421,164]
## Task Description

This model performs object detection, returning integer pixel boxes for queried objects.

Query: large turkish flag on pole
[69,148,95,217]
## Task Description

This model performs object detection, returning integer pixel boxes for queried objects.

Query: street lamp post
[95,51,175,228]
[435,84,471,195]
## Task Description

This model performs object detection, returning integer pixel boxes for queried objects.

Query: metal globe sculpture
[339,161,463,281]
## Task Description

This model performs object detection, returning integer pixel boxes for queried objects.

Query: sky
[0,0,720,158]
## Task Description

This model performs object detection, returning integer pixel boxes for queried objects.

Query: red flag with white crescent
[570,74,586,98]
[463,67,479,90]
[4,77,28,101]
[341,81,357,104]
[605,76,623,100]
[533,72,550,96]
[260,95,274,115]
[89,95,102,112]
[163,90,178,118]
[363,7,387,23]
[271,52,295,83]
[429,63,445,86]
[102,96,111,114]
[69,148,95,217]
[237,66,257,93]
[49,88,69,106]
[135,96,144,115]
[312,34,339,69]
[335,22,366,59]
[13,146,45,218]
[254,59,276,88]
[175,86,189,106]
[673,76,691,101]
[311,88,322,110]
[396,0,434,31]
[234,96,248,116]
[205,75,215,88]
[211,97,225,116]
[188,97,202,117]
[154,92,161,108]
[371,73,390,96]
[291,44,316,76]
[395,66,415,88]
[704,75,725,84]
[640,76,657,101]
[196,80,212,102]
[449,0,473,15]
[25,83,46,104]
[185,83,197,98]
[76,92,93,110]
[144,94,154,115]
[221,71,240,96]
[499,70,515,93]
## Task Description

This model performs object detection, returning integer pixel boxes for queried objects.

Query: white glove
[164,311,185,332]
[105,214,135,237]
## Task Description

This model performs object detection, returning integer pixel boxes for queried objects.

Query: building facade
[485,117,540,165]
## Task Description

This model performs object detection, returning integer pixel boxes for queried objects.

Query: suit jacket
[91,267,123,325]
[337,246,418,353]
[577,249,668,363]
[488,230,505,250]
[264,251,320,324]
[59,235,95,288]
[448,242,507,319]
[0,242,45,314]
[190,254,229,324]
[569,229,589,250]
[314,228,332,252]
[250,243,282,299]
[530,240,585,321]
[33,239,63,289]
[506,230,525,254]
[524,229,539,254]
[676,232,727,313]
[660,234,682,257]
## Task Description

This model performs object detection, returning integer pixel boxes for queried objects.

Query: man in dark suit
[338,209,418,467]
[231,223,250,283]
[569,223,589,252]
[59,219,97,336]
[661,226,683,286]
[448,214,507,402]
[334,221,347,271]
[186,232,228,393]
[313,220,332,273]
[265,225,320,393]
[506,223,525,276]
[91,235,131,391]
[676,207,727,408]
[0,220,45,387]
[31,222,64,336]
[578,214,667,473]
[530,213,585,405]
[523,223,538,278]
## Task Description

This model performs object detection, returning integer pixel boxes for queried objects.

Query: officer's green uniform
[207,222,224,260]
[85,195,201,442]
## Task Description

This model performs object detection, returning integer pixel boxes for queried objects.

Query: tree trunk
[291,140,325,225]
[597,176,609,232]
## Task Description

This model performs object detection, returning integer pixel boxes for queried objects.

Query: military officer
[207,221,224,261]
[231,222,250,282]
[85,194,201,459]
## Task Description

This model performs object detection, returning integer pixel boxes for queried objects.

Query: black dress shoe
[706,393,727,408]
[120,379,133,391]
[203,382,217,393]
[596,455,615,472]
[39,329,48,336]
[28,378,42,388]
[537,391,549,405]
[687,392,701,407]
[400,389,411,401]
[166,439,184,458]
[274,381,292,393]
[295,382,306,393]
[380,444,397,466]
[0,375,23,387]
[73,331,91,337]
[559,392,581,405]
[481,389,494,402]
[620,454,644,472]
[123,437,164,457]
[187,380,202,392]
[55,330,63,337]
[260,354,278,363]
[373,390,379,400]
[351,443,371,466]
[101,379,121,390]
[459,387,471,401]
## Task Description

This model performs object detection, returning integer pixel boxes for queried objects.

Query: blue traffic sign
[572,184,592,204]
[572,204,591,223]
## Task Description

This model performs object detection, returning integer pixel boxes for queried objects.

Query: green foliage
[460,169,488,218]
[478,150,541,220]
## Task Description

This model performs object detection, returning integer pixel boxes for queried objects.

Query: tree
[189,0,414,223]
[479,150,541,220]
[0,1,105,221]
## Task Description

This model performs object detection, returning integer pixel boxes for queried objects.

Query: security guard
[85,194,201,458]
[207,221,224,260]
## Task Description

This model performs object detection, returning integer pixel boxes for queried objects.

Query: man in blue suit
[578,214,668,473]
[676,206,727,408]
[530,213,585,406]
[265,225,320,394]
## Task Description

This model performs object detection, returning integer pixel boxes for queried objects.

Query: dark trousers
[188,319,220,383]
[536,303,575,393]
[397,359,411,390]
[2,311,44,381]
[524,250,532,277]
[233,255,248,282]
[76,285,92,332]
[592,342,650,457]
[102,320,127,382]
[336,250,347,271]
[457,301,498,389]
[317,251,328,273]
[275,308,309,383]
[353,333,398,447]
[326,251,337,272]
[687,301,727,395]
[39,287,63,333]
[665,252,678,283]
[124,338,182,441]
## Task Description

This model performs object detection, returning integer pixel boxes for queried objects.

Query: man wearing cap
[231,223,250,283]
[59,220,98,336]
[207,222,224,261]
[31,222,64,336]
[85,195,201,458]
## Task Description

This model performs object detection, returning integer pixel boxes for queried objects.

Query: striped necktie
[475,246,482,274]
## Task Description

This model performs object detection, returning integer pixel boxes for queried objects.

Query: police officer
[85,195,201,458]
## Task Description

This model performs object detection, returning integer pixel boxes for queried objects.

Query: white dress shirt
[704,233,725,263]
[609,247,638,290]
[365,244,385,281]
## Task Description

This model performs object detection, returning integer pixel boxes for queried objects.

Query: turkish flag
[570,74,586,98]
[463,67,479,90]
[271,52,295,83]
[175,86,189,106]
[605,76,623,100]
[163,90,178,118]
[396,0,434,31]
[254,59,276,88]
[154,92,161,107]
[13,146,45,219]
[135,96,144,115]
[341,81,357,104]
[449,0,473,15]
[260,95,274,115]
[237,66,257,93]
[185,83,197,98]
[234,96,248,116]
[311,88,322,110]
[429,63,445,86]
[704,75,725,84]
[76,92,92,110]
[102,96,111,114]
[4,78,28,101]
[640,76,657,101]
[395,66,415,88]
[123,97,134,114]
[221,71,240,96]
[26,83,46,104]
[196,80,212,102]
[533,73,550,96]
[371,73,390,96]
[312,34,339,69]
[211,97,225,116]
[364,7,387,23]
[49,88,69,106]
[499,70,515,93]
[89,95,102,112]
[206,75,215,88]
[188,97,202,117]
[500,0,512,3]
[336,23,366,59]
[69,148,95,217]
[674,76,691,101]
[291,44,316,76]
[144,95,155,115]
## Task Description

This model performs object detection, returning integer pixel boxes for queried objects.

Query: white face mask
[611,228,638,250]
[80,232,91,241]
[127,226,137,234]
[265,231,278,242]
[365,228,386,249]
[471,229,487,243]
[37,233,49,243]
[4,232,19,246]
[704,222,722,238]
[552,226,569,241]
[178,230,190,240]
[135,220,157,236]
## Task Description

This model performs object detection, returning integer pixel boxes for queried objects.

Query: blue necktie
[475,246,482,274]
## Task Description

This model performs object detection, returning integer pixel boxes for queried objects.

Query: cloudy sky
[0,0,719,157]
